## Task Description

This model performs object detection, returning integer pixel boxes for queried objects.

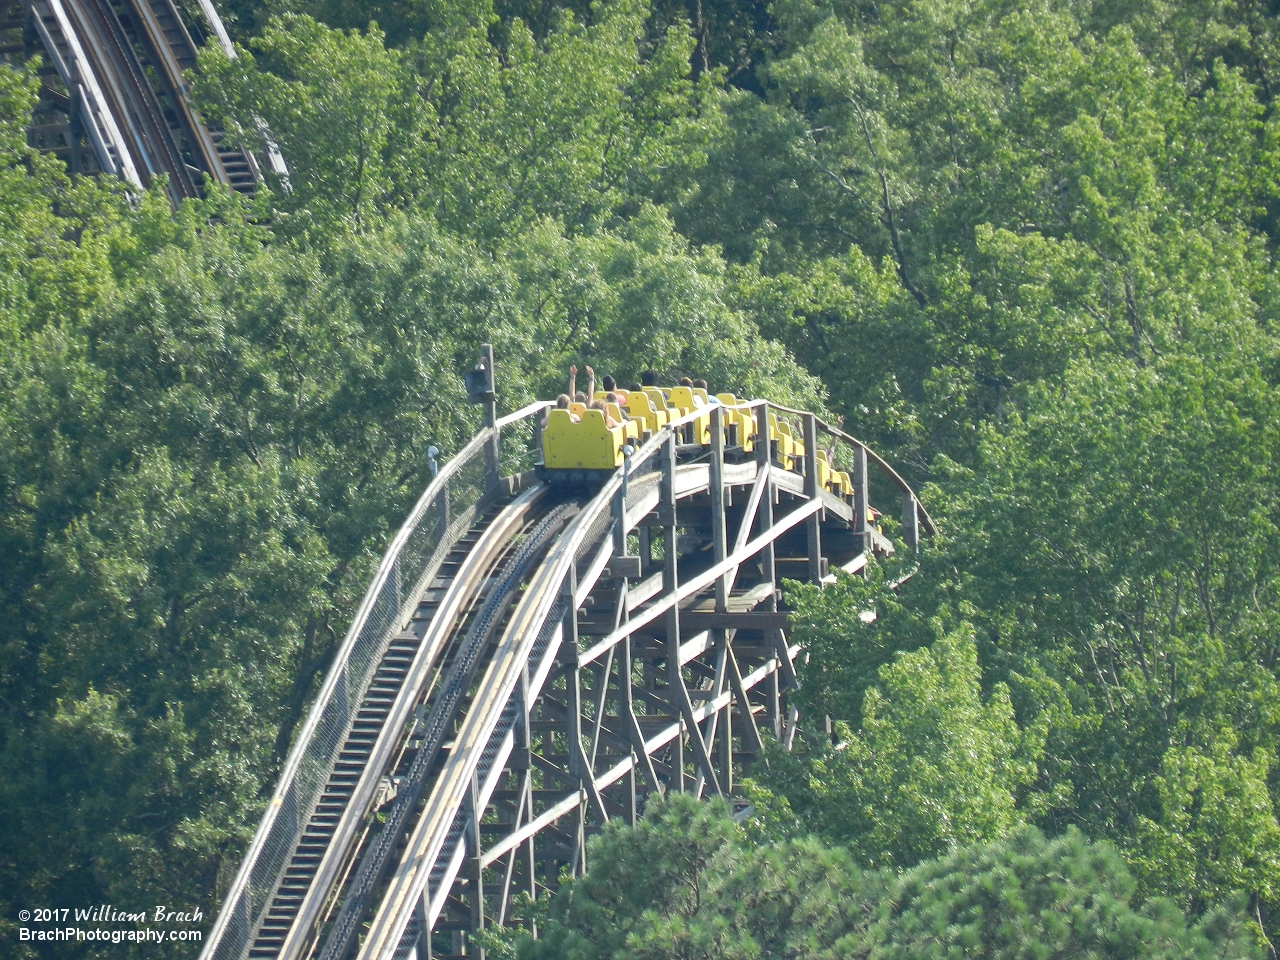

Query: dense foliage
[3,0,1280,955]
[488,793,1261,960]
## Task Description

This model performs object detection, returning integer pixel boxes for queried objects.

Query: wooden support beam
[661,432,723,798]
[681,611,792,631]
[467,774,486,954]
[902,490,919,552]
[726,641,765,755]
[710,405,728,613]
[803,413,822,584]
[755,404,777,609]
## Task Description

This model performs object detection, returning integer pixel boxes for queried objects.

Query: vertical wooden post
[660,432,683,793]
[716,642,732,795]
[852,444,869,557]
[565,569,607,824]
[755,404,776,609]
[467,775,486,957]
[414,894,431,960]
[902,491,919,552]
[660,431,721,797]
[517,669,536,908]
[709,405,732,795]
[768,668,781,741]
[660,432,678,597]
[803,413,822,583]
[612,480,627,564]
[480,343,499,492]
[533,407,544,468]
[638,525,652,578]
[710,406,727,612]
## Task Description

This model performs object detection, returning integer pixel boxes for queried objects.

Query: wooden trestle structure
[201,350,934,960]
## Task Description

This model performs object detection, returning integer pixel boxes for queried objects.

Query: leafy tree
[754,620,1045,868]
[196,2,716,243]
[195,15,401,232]
[681,0,1280,466]
[490,794,1261,960]
[1135,739,1280,913]
[868,824,1260,960]
[781,558,933,725]
[9,0,1280,950]
[907,344,1280,915]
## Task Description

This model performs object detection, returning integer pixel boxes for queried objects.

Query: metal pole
[481,343,499,492]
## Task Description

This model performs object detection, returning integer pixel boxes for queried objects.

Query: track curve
[204,396,929,960]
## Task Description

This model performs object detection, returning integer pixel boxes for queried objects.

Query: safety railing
[201,402,549,960]
[763,400,935,546]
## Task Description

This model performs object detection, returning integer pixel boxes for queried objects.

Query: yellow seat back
[546,408,574,429]
[815,450,832,490]
[543,408,625,470]
[606,402,640,441]
[668,386,710,443]
[624,392,663,431]
[767,413,797,464]
[668,385,699,412]
[642,386,670,409]
[715,393,755,450]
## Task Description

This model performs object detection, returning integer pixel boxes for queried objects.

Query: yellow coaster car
[815,449,833,491]
[543,408,629,470]
[641,386,674,414]
[610,404,642,442]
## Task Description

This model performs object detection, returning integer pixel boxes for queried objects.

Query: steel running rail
[315,502,581,960]
[257,484,551,960]
[356,452,625,960]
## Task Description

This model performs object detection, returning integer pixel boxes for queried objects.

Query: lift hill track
[202,350,935,960]
[0,0,285,202]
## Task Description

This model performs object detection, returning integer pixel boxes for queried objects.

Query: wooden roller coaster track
[200,347,934,960]
[0,0,286,203]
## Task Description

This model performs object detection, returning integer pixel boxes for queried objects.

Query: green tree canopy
[490,793,1262,960]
